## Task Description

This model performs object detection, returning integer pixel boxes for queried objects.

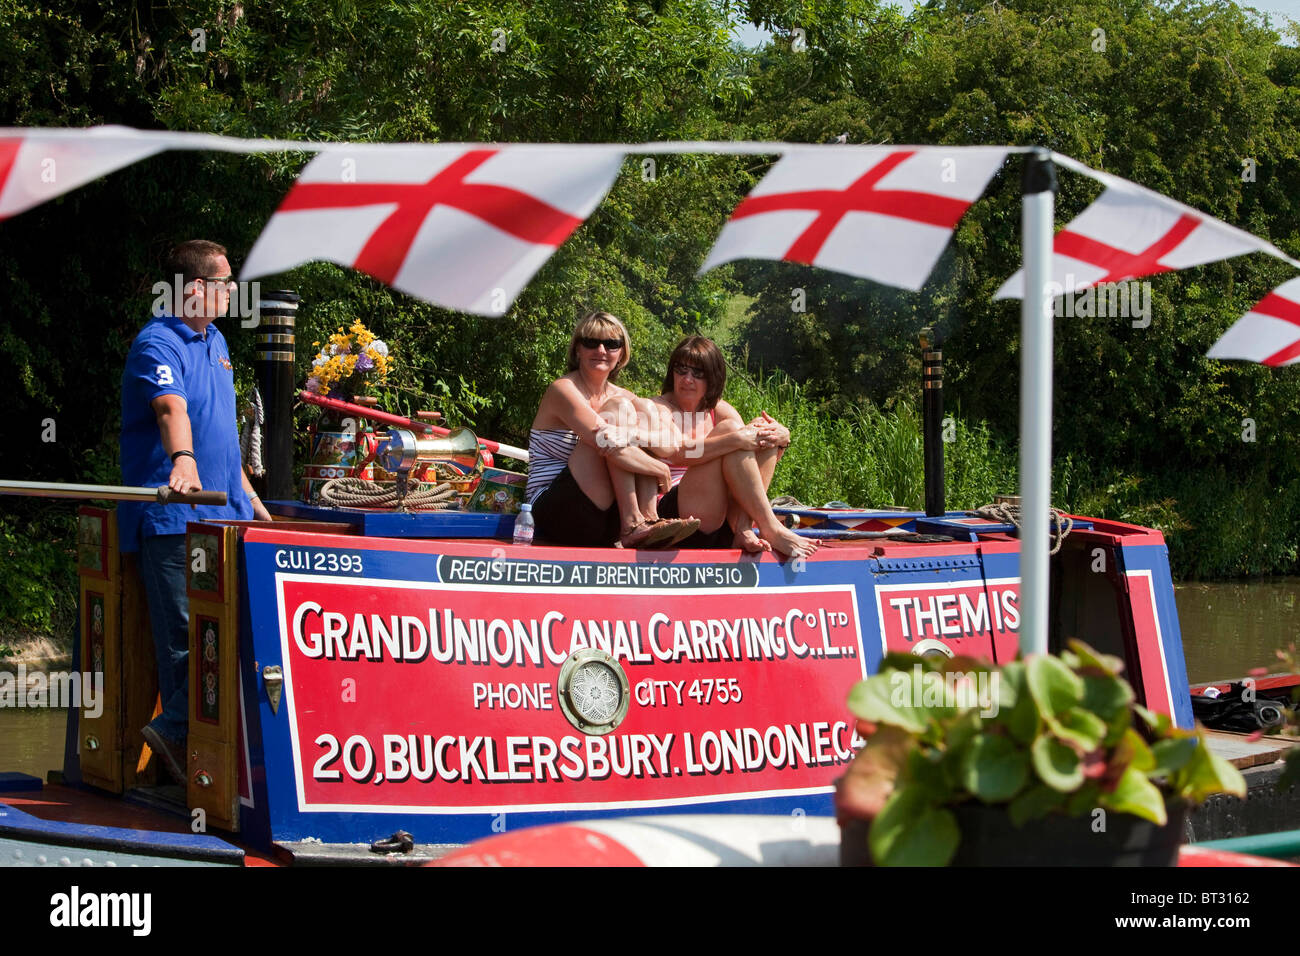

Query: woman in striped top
[526,312,698,548]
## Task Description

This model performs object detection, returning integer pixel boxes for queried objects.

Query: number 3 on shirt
[155,364,174,386]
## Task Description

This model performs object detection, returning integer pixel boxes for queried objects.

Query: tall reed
[723,367,1018,510]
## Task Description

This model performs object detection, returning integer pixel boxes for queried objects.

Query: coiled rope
[972,502,1074,554]
[239,385,265,477]
[319,477,458,511]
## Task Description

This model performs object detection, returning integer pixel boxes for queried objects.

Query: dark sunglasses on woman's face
[580,337,623,351]
[674,363,707,379]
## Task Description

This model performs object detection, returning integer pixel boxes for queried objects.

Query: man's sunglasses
[580,337,623,351]
[200,275,236,287]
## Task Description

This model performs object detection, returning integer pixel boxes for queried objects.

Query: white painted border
[1125,569,1174,716]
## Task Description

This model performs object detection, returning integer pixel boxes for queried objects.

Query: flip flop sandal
[645,517,700,549]
[619,520,658,549]
[664,517,702,548]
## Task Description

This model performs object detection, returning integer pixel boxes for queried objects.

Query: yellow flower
[304,320,394,395]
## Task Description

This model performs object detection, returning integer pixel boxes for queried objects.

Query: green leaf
[1102,766,1168,825]
[1003,663,1042,744]
[1008,784,1066,826]
[846,672,929,734]
[1032,733,1085,792]
[906,747,955,802]
[1150,736,1199,776]
[1067,639,1127,677]
[1170,735,1248,803]
[960,734,1030,803]
[1133,704,1173,736]
[1053,707,1108,751]
[1111,727,1156,774]
[997,660,1024,713]
[869,788,960,867]
[1026,654,1084,719]
[944,709,984,753]
[1081,674,1134,722]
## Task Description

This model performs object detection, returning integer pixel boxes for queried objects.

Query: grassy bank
[724,366,1019,512]
[0,505,78,654]
[724,364,1300,581]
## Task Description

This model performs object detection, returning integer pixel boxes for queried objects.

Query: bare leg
[600,396,693,547]
[607,456,648,536]
[626,396,667,524]
[636,473,661,522]
[721,447,817,558]
[673,457,730,533]
[726,446,783,553]
[600,396,652,538]
[568,441,615,510]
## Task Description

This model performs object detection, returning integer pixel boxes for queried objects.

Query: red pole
[299,390,434,432]
[297,391,525,460]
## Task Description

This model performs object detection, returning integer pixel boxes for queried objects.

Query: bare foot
[762,525,819,559]
[734,527,771,553]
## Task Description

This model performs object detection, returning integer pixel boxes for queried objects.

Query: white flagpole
[1019,148,1057,657]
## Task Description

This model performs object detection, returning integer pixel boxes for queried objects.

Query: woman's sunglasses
[580,337,623,351]
[673,363,707,379]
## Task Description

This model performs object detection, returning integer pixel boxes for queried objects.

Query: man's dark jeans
[138,533,188,742]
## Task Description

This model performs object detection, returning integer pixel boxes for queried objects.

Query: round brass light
[912,638,955,659]
[557,649,630,735]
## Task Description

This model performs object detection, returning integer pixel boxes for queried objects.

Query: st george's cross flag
[0,127,173,219]
[995,185,1272,300]
[241,144,625,315]
[698,146,1010,291]
[1207,278,1300,366]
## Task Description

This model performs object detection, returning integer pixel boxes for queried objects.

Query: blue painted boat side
[1118,540,1194,729]
[0,801,243,865]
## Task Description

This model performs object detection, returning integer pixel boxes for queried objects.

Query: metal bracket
[262,665,284,715]
[874,554,983,574]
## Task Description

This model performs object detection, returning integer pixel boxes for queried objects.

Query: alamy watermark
[1050,275,1151,328]
[49,886,151,936]
[0,664,103,718]
[151,274,263,327]
[890,663,1000,718]
[595,405,714,459]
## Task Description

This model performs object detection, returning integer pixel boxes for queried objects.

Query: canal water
[1,579,1297,780]
[1174,578,1299,683]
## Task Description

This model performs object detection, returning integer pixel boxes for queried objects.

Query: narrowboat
[0,487,1214,865]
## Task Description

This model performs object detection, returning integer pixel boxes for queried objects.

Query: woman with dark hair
[609,335,816,558]
[526,312,697,547]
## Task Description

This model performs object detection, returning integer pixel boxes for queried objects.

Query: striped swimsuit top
[526,428,580,504]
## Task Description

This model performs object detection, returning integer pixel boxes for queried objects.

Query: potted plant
[838,640,1247,866]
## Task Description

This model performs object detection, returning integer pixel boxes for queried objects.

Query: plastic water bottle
[512,502,535,546]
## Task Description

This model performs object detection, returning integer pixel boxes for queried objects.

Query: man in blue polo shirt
[120,239,271,783]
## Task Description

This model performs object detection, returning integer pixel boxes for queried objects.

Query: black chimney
[921,326,945,517]
[253,290,300,501]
